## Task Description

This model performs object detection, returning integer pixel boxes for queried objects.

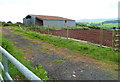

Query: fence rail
[0,46,43,82]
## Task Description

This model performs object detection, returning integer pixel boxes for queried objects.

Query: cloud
[0,0,119,22]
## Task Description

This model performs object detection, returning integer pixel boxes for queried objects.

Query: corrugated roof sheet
[31,15,74,21]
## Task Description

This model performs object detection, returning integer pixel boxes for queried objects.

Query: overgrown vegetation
[2,37,49,80]
[1,22,23,27]
[21,26,90,31]
[12,28,119,65]
[3,23,21,27]
[26,23,100,30]
[3,22,102,30]
[2,21,117,30]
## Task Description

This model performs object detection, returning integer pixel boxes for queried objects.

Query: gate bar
[0,46,42,81]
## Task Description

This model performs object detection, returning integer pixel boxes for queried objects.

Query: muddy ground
[31,29,116,47]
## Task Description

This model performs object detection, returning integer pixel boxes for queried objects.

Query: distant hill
[77,19,119,29]
[103,20,120,23]
[76,18,118,22]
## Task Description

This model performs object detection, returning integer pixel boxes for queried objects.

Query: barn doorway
[36,18,43,26]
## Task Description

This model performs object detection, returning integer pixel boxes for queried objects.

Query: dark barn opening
[36,18,43,26]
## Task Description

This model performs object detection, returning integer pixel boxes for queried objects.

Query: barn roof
[31,15,74,21]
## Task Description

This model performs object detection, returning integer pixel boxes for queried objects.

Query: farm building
[23,14,76,28]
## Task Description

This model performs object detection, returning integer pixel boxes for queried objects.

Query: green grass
[21,25,90,31]
[0,52,1,63]
[76,23,101,29]
[53,60,65,63]
[100,23,118,29]
[0,53,1,61]
[3,23,99,31]
[12,28,119,64]
[81,22,119,29]
[0,53,2,79]
[1,36,49,80]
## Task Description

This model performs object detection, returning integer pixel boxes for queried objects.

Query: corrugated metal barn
[23,14,76,28]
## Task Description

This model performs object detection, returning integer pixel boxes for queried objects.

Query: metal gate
[0,46,43,82]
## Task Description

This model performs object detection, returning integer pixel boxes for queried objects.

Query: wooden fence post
[19,24,22,29]
[65,21,68,39]
[100,23,103,47]
[67,26,69,39]
[48,25,50,35]
[112,27,115,51]
[100,28,103,47]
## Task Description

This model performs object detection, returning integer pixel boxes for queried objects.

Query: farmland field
[31,29,116,47]
[89,22,118,29]
[79,20,119,29]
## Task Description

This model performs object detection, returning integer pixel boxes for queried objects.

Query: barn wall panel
[67,20,76,27]
[43,20,65,28]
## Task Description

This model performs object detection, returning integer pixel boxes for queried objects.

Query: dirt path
[2,27,118,80]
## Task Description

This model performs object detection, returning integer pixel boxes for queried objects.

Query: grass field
[12,28,119,66]
[79,22,118,29]
[90,22,118,29]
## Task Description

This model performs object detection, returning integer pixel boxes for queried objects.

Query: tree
[7,21,12,23]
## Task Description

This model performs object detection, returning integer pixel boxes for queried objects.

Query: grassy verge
[21,26,90,31]
[12,28,119,65]
[53,60,65,63]
[2,36,49,80]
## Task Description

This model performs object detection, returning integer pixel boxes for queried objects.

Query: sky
[0,0,119,23]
